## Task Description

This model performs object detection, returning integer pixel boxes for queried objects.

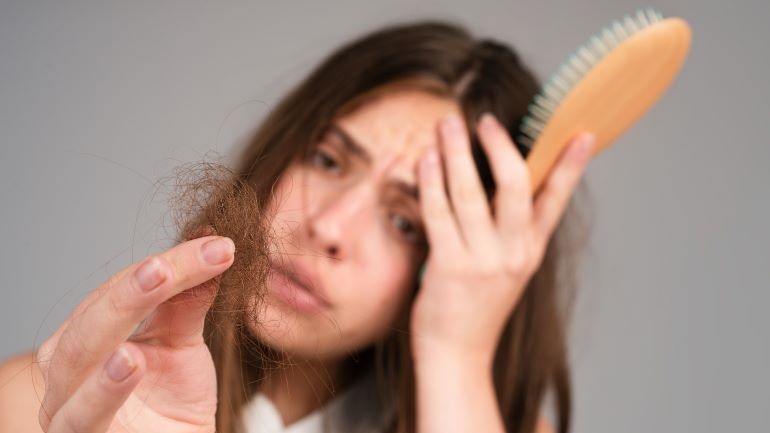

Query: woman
[0,19,595,433]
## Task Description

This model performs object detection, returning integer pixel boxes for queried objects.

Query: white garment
[241,393,326,433]
[241,373,391,433]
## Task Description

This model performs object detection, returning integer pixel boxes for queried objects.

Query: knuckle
[454,183,478,203]
[103,270,124,293]
[105,288,150,324]
[504,250,530,276]
[474,260,503,280]
[105,287,127,316]
[494,168,519,187]
[130,255,172,294]
[153,254,174,282]
[114,263,170,317]
[498,173,531,199]
[496,157,526,184]
[167,253,188,285]
[424,200,447,221]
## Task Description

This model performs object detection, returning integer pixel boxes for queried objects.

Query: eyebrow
[328,123,420,202]
[328,123,372,163]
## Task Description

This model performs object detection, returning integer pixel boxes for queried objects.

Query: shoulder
[0,351,45,433]
[535,414,556,433]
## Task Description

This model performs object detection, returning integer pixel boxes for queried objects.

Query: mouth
[268,260,332,314]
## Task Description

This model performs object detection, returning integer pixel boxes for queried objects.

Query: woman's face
[248,89,463,361]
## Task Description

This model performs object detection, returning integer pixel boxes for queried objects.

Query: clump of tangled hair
[168,158,274,332]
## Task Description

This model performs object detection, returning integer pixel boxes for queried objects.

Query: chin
[243,285,405,362]
[244,298,363,361]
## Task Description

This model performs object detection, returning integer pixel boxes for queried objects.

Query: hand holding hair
[33,228,233,433]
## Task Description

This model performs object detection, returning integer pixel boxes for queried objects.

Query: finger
[43,235,234,419]
[129,225,221,347]
[43,342,145,433]
[439,113,498,256]
[36,266,134,380]
[131,274,220,348]
[36,226,215,378]
[475,113,533,243]
[533,133,594,240]
[418,146,464,262]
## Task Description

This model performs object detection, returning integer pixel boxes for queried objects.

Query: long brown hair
[176,19,593,433]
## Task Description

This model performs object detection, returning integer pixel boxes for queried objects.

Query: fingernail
[202,237,235,265]
[104,346,136,382]
[478,112,496,133]
[573,134,595,158]
[135,257,165,292]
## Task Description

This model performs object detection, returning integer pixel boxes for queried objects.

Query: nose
[304,180,374,261]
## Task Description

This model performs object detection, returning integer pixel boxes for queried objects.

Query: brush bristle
[516,8,664,149]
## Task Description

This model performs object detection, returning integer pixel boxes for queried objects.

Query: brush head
[517,8,692,195]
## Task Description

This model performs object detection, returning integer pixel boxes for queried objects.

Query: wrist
[412,341,503,433]
[412,340,494,381]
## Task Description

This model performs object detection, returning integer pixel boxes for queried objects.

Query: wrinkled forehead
[334,89,463,178]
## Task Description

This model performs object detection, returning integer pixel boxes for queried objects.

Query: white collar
[240,372,390,433]
[241,392,324,433]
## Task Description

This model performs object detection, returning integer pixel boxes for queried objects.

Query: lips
[268,259,331,313]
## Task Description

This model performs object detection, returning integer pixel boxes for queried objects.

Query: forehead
[333,89,462,179]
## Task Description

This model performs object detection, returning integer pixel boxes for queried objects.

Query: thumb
[132,275,220,347]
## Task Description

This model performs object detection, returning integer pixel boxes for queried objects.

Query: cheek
[340,255,415,341]
[268,169,309,233]
[267,166,338,234]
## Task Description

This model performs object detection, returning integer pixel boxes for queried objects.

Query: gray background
[1,0,768,432]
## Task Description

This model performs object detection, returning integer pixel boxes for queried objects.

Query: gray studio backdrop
[1,1,768,432]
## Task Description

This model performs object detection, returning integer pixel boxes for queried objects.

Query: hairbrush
[519,8,691,194]
[416,8,692,284]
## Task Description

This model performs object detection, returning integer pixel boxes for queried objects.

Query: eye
[390,212,424,244]
[308,147,341,174]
